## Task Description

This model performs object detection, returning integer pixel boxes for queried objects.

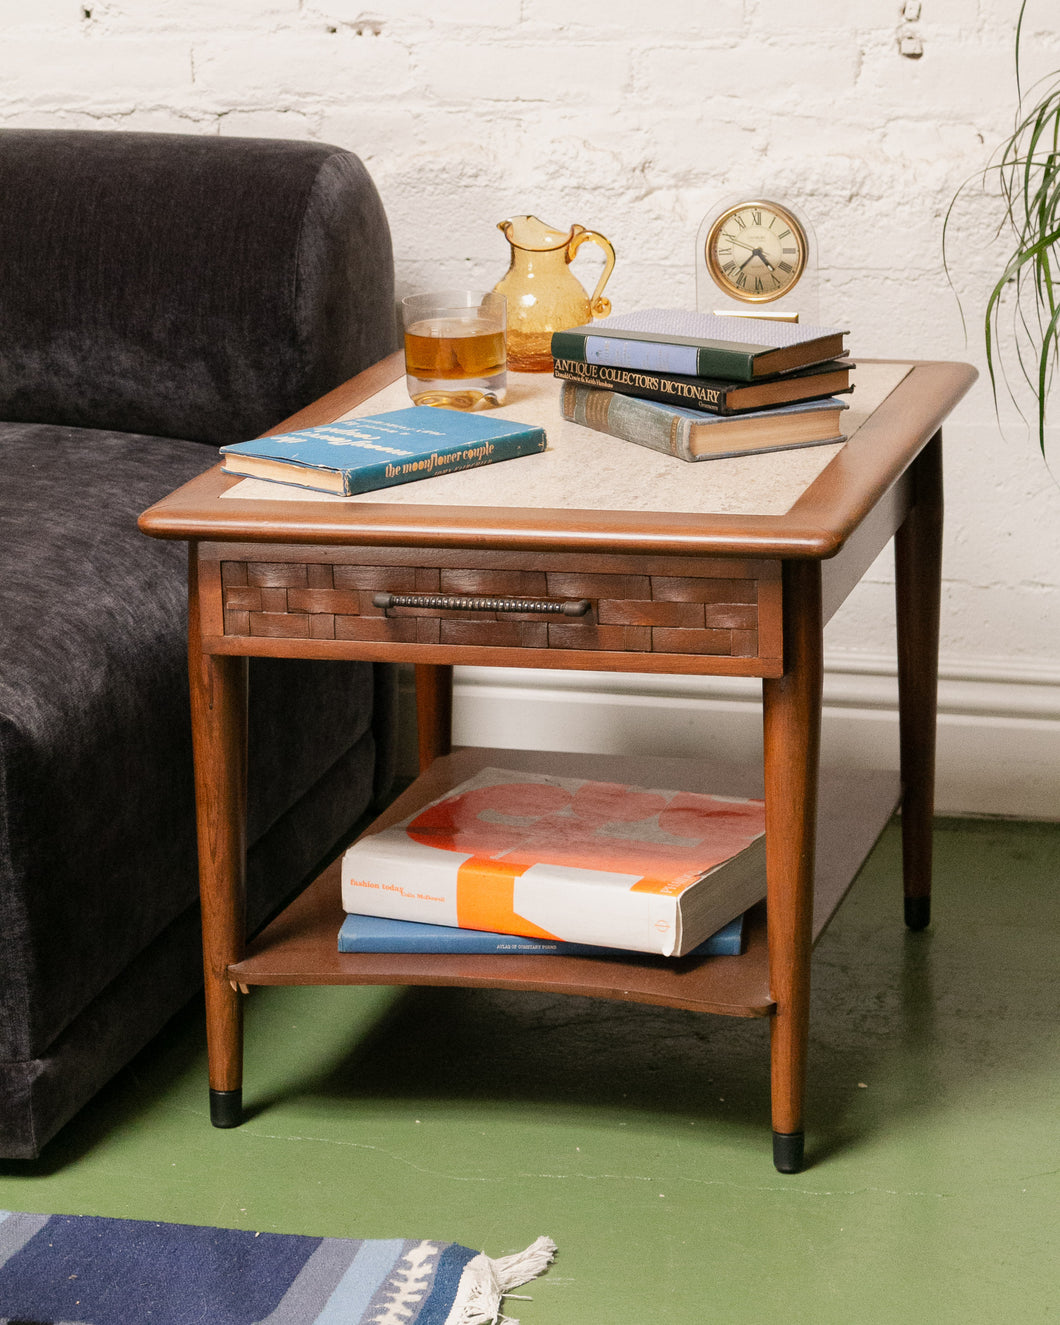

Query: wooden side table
[139,353,976,1172]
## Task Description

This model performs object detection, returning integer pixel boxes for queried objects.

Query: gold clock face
[705,201,808,303]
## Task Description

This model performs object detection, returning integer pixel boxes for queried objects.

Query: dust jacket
[551,309,848,382]
[340,766,766,957]
[219,407,547,496]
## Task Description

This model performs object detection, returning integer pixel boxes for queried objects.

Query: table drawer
[205,547,783,673]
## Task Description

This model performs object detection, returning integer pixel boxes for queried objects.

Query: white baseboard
[393,656,1060,821]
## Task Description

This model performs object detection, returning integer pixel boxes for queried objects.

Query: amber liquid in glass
[404,316,507,408]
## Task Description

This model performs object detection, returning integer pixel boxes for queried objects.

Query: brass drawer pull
[373,592,591,617]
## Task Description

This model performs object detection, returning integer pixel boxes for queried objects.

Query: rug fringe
[450,1235,557,1325]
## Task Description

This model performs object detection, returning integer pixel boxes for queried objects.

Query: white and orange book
[340,767,766,957]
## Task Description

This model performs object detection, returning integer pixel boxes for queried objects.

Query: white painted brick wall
[3,0,1059,681]
[191,33,413,105]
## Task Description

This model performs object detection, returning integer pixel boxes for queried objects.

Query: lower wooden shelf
[230,747,901,1020]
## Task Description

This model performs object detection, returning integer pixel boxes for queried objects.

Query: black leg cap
[772,1130,805,1174]
[904,896,931,931]
[210,1088,243,1128]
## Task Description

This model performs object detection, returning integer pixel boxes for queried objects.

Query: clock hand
[739,247,775,272]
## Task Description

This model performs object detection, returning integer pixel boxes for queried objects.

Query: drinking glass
[401,289,507,409]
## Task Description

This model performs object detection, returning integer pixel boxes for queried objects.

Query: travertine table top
[223,361,911,518]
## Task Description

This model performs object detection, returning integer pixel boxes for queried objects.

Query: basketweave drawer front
[216,555,780,665]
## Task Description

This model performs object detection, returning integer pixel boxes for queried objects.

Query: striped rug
[0,1211,555,1324]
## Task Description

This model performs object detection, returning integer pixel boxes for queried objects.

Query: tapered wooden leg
[895,431,943,931]
[415,663,453,772]
[762,560,823,1174]
[187,549,248,1127]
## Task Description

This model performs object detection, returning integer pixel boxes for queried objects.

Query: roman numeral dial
[705,200,808,304]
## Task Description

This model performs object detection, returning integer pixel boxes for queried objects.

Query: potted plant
[946,0,1060,456]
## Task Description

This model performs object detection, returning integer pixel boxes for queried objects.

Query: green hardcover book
[561,382,848,462]
[551,309,848,382]
[219,407,547,496]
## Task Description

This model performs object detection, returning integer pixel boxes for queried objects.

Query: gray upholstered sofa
[0,129,398,1158]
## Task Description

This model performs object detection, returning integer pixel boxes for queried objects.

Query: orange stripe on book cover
[454,855,558,938]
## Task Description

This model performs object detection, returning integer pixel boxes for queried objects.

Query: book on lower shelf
[552,355,855,415]
[337,910,747,958]
[339,766,767,958]
[561,381,847,461]
[551,309,848,381]
[218,407,547,496]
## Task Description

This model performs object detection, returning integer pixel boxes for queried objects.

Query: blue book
[219,407,547,496]
[337,911,746,958]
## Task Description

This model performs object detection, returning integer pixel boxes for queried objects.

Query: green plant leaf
[946,0,1060,457]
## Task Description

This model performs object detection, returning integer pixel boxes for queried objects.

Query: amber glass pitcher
[493,215,616,370]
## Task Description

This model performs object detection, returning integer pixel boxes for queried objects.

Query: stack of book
[551,309,854,462]
[338,766,767,960]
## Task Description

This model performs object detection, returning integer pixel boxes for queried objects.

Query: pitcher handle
[567,229,616,318]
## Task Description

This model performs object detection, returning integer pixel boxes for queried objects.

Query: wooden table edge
[138,358,977,562]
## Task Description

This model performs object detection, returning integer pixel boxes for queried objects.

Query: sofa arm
[0,130,396,447]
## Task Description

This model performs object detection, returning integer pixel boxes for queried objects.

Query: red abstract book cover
[341,767,765,956]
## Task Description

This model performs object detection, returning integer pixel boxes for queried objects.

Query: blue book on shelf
[337,911,746,958]
[219,407,547,496]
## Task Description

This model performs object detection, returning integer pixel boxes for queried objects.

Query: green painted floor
[1,816,1057,1323]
